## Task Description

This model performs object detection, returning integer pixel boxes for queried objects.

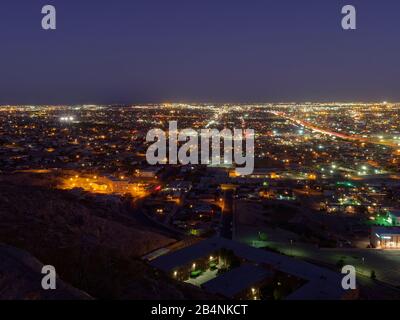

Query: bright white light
[60,116,75,122]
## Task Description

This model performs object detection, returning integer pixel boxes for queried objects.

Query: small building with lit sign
[387,210,400,226]
[371,227,400,249]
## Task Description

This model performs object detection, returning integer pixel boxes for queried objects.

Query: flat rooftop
[202,264,273,298]
[373,226,400,236]
[389,210,400,217]
[150,237,348,300]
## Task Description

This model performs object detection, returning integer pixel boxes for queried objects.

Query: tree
[219,248,240,269]
[258,232,268,241]
[336,259,345,270]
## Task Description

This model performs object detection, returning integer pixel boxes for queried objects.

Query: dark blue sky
[0,0,399,104]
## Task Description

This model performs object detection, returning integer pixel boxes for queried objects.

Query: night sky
[0,0,400,104]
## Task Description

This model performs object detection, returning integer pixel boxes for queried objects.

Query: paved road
[220,190,234,239]
[265,240,400,287]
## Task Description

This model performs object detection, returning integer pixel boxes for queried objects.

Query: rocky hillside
[0,181,214,300]
[0,244,91,300]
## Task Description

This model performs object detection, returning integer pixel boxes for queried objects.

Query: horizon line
[0,100,397,107]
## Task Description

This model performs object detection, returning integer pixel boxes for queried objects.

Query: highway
[270,111,398,148]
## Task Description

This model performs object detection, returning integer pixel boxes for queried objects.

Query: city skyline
[0,100,398,106]
[1,102,400,301]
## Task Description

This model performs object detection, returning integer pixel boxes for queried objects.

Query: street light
[290,239,294,256]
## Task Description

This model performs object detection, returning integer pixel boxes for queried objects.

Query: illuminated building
[371,227,400,249]
[387,210,400,226]
[151,237,358,300]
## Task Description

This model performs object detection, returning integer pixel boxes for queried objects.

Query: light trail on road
[270,111,398,148]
